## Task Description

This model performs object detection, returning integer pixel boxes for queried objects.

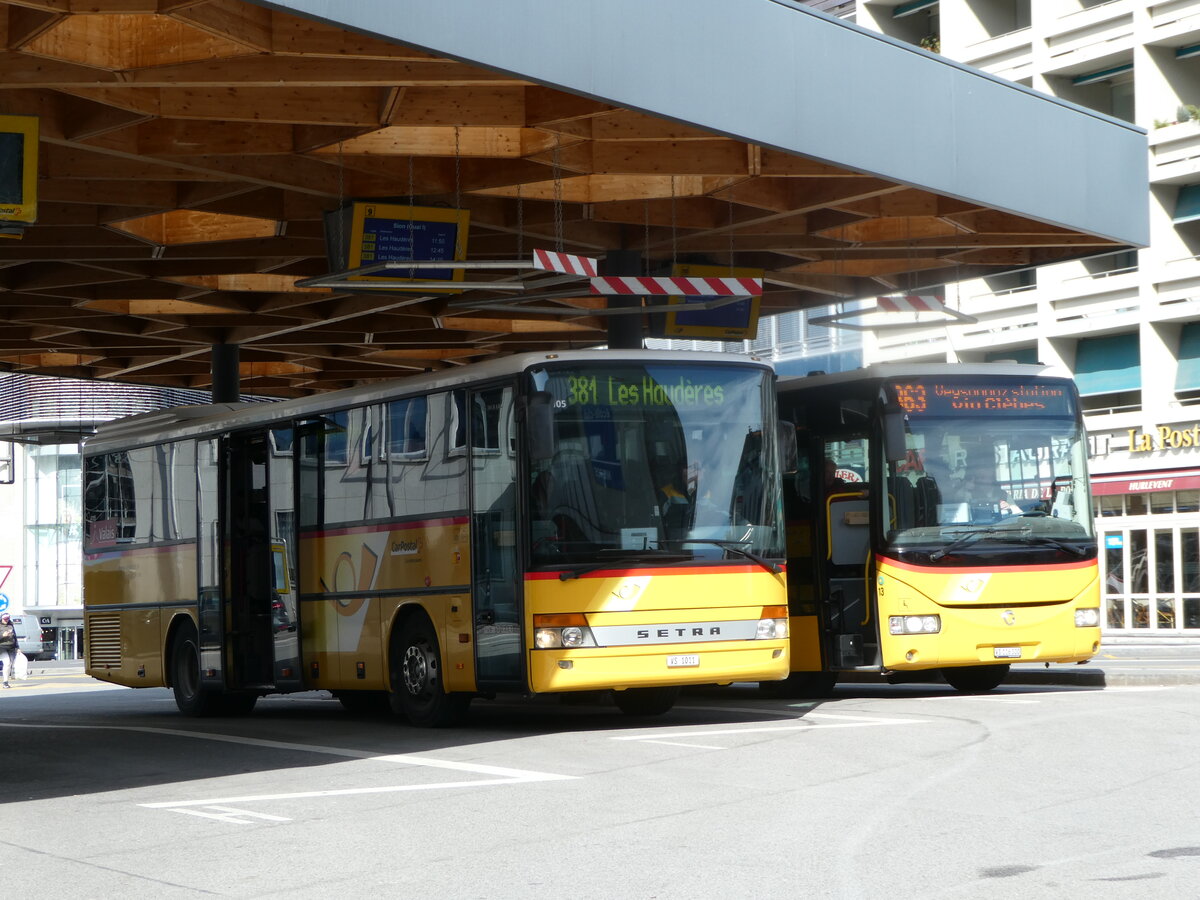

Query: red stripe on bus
[878,555,1095,575]
[84,543,189,560]
[525,563,779,581]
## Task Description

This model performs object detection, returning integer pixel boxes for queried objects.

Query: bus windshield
[527,362,784,566]
[883,376,1094,550]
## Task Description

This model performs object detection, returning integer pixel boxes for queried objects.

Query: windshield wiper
[673,539,782,574]
[929,527,1009,561]
[556,549,689,581]
[1017,535,1090,557]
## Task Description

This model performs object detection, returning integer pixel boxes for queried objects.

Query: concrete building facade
[844,0,1200,636]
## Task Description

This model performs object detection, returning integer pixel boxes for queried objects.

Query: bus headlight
[889,615,940,635]
[756,618,788,640]
[757,606,789,640]
[1074,608,1100,627]
[533,614,597,649]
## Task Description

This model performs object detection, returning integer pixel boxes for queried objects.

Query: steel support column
[603,250,644,351]
[211,343,240,403]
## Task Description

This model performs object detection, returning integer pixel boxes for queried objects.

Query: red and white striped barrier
[589,276,763,297]
[531,249,598,277]
[877,294,946,313]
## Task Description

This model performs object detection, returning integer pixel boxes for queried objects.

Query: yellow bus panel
[876,556,1101,670]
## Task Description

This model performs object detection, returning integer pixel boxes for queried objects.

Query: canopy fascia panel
[252,0,1149,249]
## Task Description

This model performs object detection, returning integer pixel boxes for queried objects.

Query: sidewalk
[1007,639,1200,687]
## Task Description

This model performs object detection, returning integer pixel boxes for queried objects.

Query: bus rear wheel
[612,686,680,717]
[390,618,469,727]
[169,623,257,716]
[942,664,1010,693]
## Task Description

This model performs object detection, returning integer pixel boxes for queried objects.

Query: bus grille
[88,616,122,669]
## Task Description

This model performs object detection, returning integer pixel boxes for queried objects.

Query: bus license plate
[994,647,1022,659]
[667,654,700,668]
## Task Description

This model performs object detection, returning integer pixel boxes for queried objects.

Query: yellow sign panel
[0,115,38,225]
[664,263,762,340]
[346,202,469,291]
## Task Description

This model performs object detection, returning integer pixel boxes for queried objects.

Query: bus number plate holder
[993,647,1021,659]
[667,654,700,668]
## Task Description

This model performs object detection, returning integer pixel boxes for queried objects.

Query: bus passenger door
[820,437,880,670]
[469,384,524,689]
[222,428,302,692]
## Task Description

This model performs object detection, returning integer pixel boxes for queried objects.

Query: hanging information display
[0,114,38,234]
[344,202,470,289]
[662,264,762,339]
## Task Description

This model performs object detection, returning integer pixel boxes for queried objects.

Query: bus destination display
[891,379,1074,416]
[557,374,728,410]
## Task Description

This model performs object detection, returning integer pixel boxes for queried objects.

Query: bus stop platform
[830,641,1200,689]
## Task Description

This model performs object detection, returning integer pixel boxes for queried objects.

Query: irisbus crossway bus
[82,350,789,724]
[773,363,1100,695]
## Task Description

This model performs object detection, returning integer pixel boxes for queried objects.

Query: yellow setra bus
[772,362,1100,695]
[82,350,789,724]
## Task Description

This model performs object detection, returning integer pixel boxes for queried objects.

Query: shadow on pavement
[0,683,826,805]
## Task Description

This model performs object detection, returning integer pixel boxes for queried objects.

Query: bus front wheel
[612,686,680,717]
[390,618,470,727]
[942,664,1010,693]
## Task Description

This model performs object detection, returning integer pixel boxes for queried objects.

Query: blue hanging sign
[663,264,762,340]
[346,202,469,290]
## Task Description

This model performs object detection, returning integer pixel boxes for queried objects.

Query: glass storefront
[1097,489,1200,633]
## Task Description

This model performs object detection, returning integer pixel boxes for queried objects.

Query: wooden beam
[157,86,384,126]
[590,140,748,176]
[114,57,525,88]
[269,11,438,60]
[170,0,272,52]
[24,12,258,68]
[6,8,64,49]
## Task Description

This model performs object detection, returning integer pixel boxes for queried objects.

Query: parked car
[11,616,55,661]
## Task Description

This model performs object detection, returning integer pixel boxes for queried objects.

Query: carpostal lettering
[390,539,420,556]
[636,626,723,639]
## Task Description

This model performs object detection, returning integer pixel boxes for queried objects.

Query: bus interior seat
[891,477,915,529]
[914,476,940,527]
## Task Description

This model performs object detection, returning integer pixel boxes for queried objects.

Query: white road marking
[924,695,1041,703]
[613,710,925,742]
[635,739,727,750]
[167,806,291,825]
[0,721,575,819]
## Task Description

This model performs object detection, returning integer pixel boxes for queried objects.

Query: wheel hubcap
[402,643,430,696]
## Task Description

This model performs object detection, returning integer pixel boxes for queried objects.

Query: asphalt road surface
[3,674,1199,898]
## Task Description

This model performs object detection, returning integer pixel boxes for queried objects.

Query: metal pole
[603,250,644,350]
[211,343,240,403]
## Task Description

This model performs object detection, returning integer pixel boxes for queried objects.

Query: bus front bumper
[529,640,789,693]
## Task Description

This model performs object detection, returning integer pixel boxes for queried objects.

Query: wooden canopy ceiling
[0,0,1127,396]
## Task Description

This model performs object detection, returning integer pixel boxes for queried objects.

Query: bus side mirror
[883,406,908,461]
[524,391,555,460]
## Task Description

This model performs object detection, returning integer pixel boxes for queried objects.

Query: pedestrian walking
[0,613,17,688]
